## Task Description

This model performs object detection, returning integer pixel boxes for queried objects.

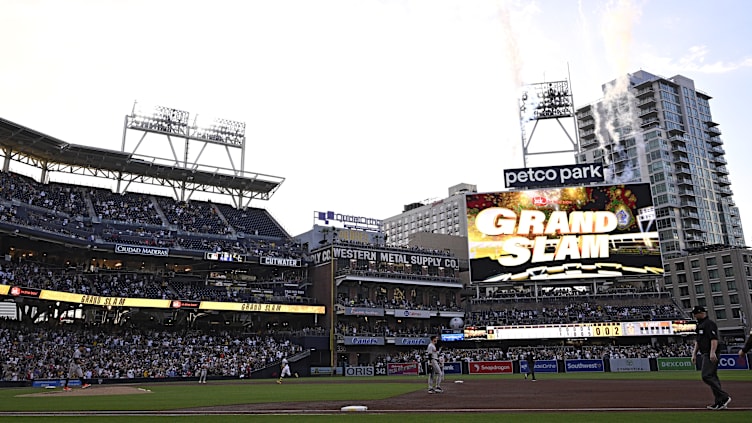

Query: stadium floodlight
[520,81,574,121]
[128,101,190,136]
[192,115,246,147]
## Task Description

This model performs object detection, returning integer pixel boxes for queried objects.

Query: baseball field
[1,372,750,422]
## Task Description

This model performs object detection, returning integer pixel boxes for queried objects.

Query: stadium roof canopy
[0,117,284,206]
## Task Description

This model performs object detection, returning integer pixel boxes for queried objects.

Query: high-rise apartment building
[576,70,745,260]
[577,71,750,335]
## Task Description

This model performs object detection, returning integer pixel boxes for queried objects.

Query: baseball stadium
[1,111,751,423]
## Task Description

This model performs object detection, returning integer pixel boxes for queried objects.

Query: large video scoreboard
[466,183,663,283]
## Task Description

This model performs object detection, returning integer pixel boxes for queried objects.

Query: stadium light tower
[518,79,580,168]
[122,101,252,203]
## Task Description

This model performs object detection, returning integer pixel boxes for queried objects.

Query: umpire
[690,306,731,410]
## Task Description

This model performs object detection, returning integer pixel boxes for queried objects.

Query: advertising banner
[115,244,169,257]
[311,246,459,269]
[344,307,385,317]
[718,354,750,370]
[394,337,430,346]
[468,361,514,374]
[443,362,462,375]
[520,359,559,373]
[344,366,375,377]
[657,357,694,371]
[310,367,336,376]
[387,362,419,375]
[394,309,431,319]
[565,359,604,372]
[343,336,385,346]
[609,358,651,372]
[466,183,662,283]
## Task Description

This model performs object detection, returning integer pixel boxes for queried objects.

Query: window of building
[724,267,734,278]
[676,273,687,284]
[710,282,721,293]
[706,257,717,266]
[716,309,727,320]
[708,269,719,279]
[690,260,699,269]
[679,287,689,296]
[692,271,702,281]
[732,308,741,319]
[713,296,724,306]
[722,255,732,264]
[675,262,685,271]
[729,294,739,304]
[695,285,705,294]
[726,280,736,290]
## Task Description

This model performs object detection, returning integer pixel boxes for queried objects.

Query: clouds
[643,45,752,75]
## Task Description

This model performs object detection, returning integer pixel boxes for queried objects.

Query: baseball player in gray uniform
[63,345,91,391]
[426,335,443,393]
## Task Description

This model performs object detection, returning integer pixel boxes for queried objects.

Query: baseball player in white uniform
[277,358,291,384]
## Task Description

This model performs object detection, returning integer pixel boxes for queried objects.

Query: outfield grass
[0,372,750,422]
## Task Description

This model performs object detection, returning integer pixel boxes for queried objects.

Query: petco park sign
[504,163,604,189]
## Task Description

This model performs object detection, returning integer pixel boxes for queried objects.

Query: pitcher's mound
[18,386,153,397]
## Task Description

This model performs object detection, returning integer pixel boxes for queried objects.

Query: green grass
[1,413,752,423]
[0,373,750,422]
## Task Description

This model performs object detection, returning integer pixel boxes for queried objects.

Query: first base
[341,405,368,412]
[454,380,464,384]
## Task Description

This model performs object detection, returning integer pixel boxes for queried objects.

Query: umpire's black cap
[691,306,707,314]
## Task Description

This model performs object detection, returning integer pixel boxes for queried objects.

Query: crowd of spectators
[90,189,163,226]
[337,295,463,313]
[0,320,303,382]
[0,171,297,256]
[372,341,697,367]
[468,296,686,326]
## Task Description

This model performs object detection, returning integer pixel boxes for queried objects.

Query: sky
[1,0,752,243]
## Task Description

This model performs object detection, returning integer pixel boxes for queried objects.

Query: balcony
[716,176,731,186]
[677,177,693,186]
[714,166,729,175]
[678,188,696,197]
[708,136,723,146]
[673,153,690,164]
[710,146,725,156]
[638,108,659,118]
[719,187,733,197]
[683,222,703,233]
[704,119,719,128]
[580,130,596,139]
[636,87,655,98]
[681,211,700,221]
[667,127,685,135]
[576,109,592,119]
[712,156,727,165]
[638,97,657,107]
[706,127,722,136]
[669,134,687,146]
[580,138,598,149]
[675,166,692,176]
[640,118,660,127]
[672,144,688,154]
[579,119,595,130]
[680,199,698,209]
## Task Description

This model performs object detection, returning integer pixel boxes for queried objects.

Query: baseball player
[63,345,91,391]
[198,362,208,384]
[426,335,442,393]
[277,358,291,384]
